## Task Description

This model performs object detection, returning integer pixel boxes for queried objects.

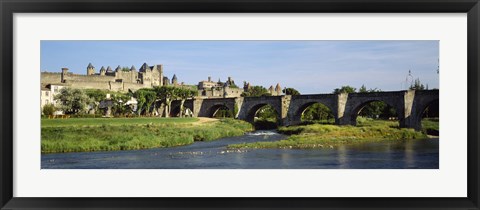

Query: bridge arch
[292,101,336,124]
[341,92,405,126]
[348,99,402,125]
[207,104,232,118]
[351,100,401,124]
[411,96,439,131]
[245,103,282,123]
[170,100,194,117]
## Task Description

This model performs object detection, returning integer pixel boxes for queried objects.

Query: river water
[41,131,439,169]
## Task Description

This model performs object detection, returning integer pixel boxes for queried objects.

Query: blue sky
[41,41,439,94]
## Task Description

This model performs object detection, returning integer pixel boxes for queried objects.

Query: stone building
[197,76,243,98]
[40,84,66,108]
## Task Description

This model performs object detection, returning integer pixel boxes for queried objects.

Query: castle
[41,63,171,92]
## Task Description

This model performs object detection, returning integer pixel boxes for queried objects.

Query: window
[45,91,49,96]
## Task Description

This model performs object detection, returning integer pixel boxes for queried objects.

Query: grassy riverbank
[42,118,253,153]
[228,119,434,149]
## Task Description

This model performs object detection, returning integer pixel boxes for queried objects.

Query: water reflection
[42,131,439,169]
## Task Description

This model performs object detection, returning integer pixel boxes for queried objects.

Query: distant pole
[437,58,439,74]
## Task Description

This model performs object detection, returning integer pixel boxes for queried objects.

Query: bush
[42,104,56,116]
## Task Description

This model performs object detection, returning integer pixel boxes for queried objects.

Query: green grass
[41,117,198,128]
[41,118,252,153]
[422,118,439,136]
[228,119,428,149]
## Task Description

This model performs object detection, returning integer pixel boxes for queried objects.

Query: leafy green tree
[283,88,300,96]
[110,92,132,116]
[302,103,334,122]
[133,89,156,116]
[154,86,180,117]
[359,84,368,93]
[255,105,278,123]
[177,88,197,117]
[333,86,356,94]
[42,104,56,116]
[241,86,271,97]
[121,66,130,72]
[55,88,90,114]
[85,89,109,114]
[410,78,426,90]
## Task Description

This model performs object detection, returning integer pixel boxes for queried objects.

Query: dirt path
[192,117,219,125]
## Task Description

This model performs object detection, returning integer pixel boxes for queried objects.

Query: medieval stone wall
[40,72,62,85]
[65,80,111,90]
[115,71,138,83]
[124,82,147,91]
[64,74,116,83]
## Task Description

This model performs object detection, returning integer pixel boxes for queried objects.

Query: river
[41,130,439,169]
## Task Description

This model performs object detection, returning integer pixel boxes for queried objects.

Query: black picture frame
[1,0,479,209]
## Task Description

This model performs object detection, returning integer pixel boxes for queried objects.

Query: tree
[133,89,156,116]
[359,84,368,93]
[333,86,356,94]
[85,89,109,114]
[154,86,180,117]
[110,92,132,116]
[410,78,426,90]
[256,105,277,121]
[42,104,56,116]
[241,86,271,97]
[302,103,334,122]
[177,88,197,117]
[55,88,90,114]
[121,66,130,72]
[283,88,300,96]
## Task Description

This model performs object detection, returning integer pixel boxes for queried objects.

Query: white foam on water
[246,130,278,136]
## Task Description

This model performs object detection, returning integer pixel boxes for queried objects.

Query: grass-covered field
[41,118,253,153]
[42,117,198,127]
[228,119,436,149]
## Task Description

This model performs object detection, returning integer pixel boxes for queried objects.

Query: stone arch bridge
[174,90,438,130]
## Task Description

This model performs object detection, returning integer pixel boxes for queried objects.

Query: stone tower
[163,76,170,86]
[87,63,95,75]
[61,67,68,82]
[275,83,282,96]
[156,64,164,86]
[172,74,178,86]
[99,66,106,76]
[268,85,274,95]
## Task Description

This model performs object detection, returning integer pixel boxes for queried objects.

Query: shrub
[42,104,56,116]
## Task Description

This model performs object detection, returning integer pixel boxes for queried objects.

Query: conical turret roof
[100,66,105,71]
[140,62,150,71]
[87,63,94,68]
[106,66,112,72]
[115,65,121,71]
[275,83,281,91]
[130,65,136,71]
